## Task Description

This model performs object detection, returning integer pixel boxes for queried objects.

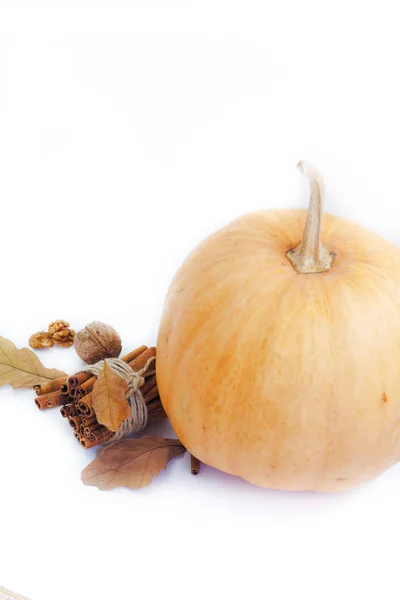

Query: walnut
[48,320,75,347]
[29,320,75,350]
[29,332,54,349]
[52,330,75,347]
[74,321,122,364]
[48,320,70,337]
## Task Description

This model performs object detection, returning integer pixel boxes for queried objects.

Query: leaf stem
[286,161,333,274]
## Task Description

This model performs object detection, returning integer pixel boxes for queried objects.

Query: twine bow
[82,356,156,443]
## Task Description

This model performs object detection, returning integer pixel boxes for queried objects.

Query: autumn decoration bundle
[34,345,165,448]
[0,331,189,490]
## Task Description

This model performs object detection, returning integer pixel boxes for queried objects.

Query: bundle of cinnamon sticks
[34,345,166,449]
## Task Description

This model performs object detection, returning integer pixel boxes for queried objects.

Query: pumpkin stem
[286,161,333,274]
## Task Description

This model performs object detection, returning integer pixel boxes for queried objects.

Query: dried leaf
[81,436,186,490]
[0,336,67,390]
[92,361,130,432]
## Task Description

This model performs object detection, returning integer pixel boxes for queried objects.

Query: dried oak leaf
[92,361,130,432]
[0,336,67,389]
[81,436,186,490]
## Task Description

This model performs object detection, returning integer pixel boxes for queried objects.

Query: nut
[48,320,71,337]
[54,340,75,348]
[29,319,75,350]
[52,331,75,347]
[48,320,75,347]
[74,321,122,364]
[29,332,54,349]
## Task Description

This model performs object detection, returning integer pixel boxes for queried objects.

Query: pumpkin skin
[157,209,400,492]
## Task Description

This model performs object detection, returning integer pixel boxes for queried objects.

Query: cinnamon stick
[60,404,76,418]
[88,427,112,442]
[146,399,166,425]
[141,375,157,395]
[84,423,102,436]
[121,345,148,363]
[191,455,200,475]
[35,390,68,410]
[68,416,83,431]
[47,391,70,408]
[80,435,111,449]
[77,376,96,396]
[79,427,112,448]
[128,347,156,372]
[144,385,159,402]
[78,400,94,417]
[79,391,93,408]
[74,389,85,401]
[35,396,50,410]
[34,376,68,396]
[82,415,97,426]
[60,405,69,418]
[68,372,91,388]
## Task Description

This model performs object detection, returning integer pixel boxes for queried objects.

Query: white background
[1,1,400,599]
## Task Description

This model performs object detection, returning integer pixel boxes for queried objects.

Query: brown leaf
[92,361,130,432]
[81,436,186,490]
[0,336,67,390]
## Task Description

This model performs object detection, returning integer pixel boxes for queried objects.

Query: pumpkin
[157,162,400,492]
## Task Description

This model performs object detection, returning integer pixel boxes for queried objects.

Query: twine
[82,356,156,443]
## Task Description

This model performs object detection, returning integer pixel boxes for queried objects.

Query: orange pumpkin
[157,162,400,491]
